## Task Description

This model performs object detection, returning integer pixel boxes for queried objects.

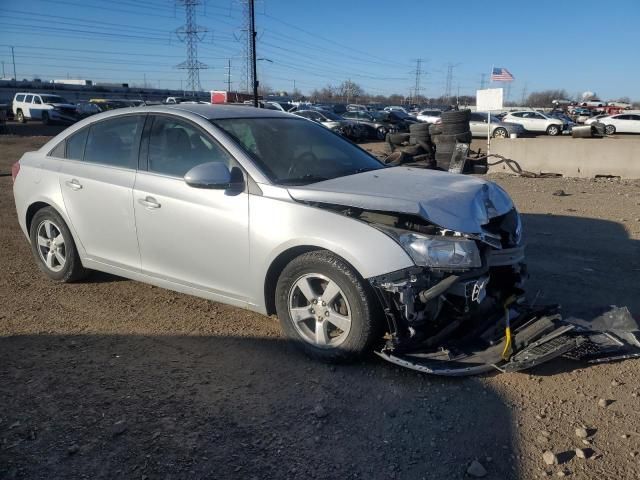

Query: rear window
[66,129,89,161]
[15,94,25,102]
[83,115,144,168]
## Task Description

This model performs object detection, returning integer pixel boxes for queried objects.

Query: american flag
[491,67,514,82]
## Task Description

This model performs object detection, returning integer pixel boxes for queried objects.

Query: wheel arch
[264,245,322,316]
[26,201,53,233]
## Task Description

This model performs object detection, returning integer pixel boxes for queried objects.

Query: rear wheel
[275,250,381,362]
[29,207,88,282]
[16,109,25,123]
[376,126,387,140]
[546,124,561,136]
[605,124,616,135]
[493,127,508,138]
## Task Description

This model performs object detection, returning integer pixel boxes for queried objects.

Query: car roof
[164,103,293,119]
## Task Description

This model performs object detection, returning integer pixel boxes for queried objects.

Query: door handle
[138,196,161,209]
[64,179,83,190]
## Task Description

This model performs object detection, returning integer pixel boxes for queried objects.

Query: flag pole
[487,66,493,156]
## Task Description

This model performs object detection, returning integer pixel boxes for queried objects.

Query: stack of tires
[430,109,472,170]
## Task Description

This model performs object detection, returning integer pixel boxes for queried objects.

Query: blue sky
[0,0,637,100]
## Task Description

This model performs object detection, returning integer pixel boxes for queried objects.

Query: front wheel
[547,124,561,136]
[376,126,387,140]
[605,124,616,135]
[275,250,381,362]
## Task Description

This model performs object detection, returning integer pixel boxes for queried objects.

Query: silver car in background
[15,104,560,372]
[469,112,525,138]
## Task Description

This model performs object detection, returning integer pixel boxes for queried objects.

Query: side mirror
[184,162,244,190]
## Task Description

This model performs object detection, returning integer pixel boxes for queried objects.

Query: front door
[59,114,145,270]
[133,114,250,302]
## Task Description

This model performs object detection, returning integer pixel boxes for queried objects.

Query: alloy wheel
[288,273,352,348]
[36,220,66,272]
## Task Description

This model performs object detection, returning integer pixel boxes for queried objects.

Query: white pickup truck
[12,92,78,124]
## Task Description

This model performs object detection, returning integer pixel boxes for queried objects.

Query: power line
[175,0,208,94]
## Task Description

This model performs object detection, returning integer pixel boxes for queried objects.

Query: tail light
[11,161,20,182]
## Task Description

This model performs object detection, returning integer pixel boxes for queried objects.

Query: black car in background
[342,110,399,140]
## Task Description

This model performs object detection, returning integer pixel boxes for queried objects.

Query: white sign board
[476,88,504,111]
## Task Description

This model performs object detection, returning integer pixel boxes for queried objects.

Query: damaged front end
[362,209,640,376]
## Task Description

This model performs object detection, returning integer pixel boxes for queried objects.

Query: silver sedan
[469,112,525,138]
[13,104,540,370]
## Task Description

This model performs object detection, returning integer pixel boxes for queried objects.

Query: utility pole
[225,59,232,92]
[249,0,258,107]
[175,0,208,95]
[11,46,17,80]
[480,73,486,90]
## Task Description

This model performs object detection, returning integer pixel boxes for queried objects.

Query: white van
[12,93,77,124]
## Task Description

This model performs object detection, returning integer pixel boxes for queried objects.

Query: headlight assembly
[378,227,481,270]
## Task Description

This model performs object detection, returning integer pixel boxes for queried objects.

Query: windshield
[41,95,69,104]
[212,117,384,185]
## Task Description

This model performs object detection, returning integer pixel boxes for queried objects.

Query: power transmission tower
[444,63,460,101]
[225,59,232,92]
[520,83,528,105]
[411,58,425,103]
[480,73,486,90]
[175,0,208,95]
[237,0,253,93]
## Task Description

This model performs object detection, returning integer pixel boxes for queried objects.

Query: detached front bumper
[369,252,640,376]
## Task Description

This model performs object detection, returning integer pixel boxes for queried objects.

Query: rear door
[133,114,250,302]
[469,113,486,137]
[59,114,145,270]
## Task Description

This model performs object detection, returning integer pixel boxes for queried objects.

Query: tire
[429,124,442,136]
[605,124,616,135]
[473,164,489,174]
[409,123,430,134]
[441,121,470,135]
[436,142,455,154]
[546,124,561,136]
[275,250,381,362]
[493,127,508,138]
[433,132,471,144]
[401,145,425,156]
[29,207,88,282]
[387,132,410,145]
[440,109,470,123]
[16,109,26,123]
[376,126,387,141]
[41,112,50,125]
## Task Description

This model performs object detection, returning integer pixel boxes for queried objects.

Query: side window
[534,113,546,119]
[25,95,33,103]
[148,116,232,178]
[511,112,524,118]
[15,94,25,102]
[66,128,89,161]
[84,115,144,168]
[33,96,42,104]
[49,140,66,158]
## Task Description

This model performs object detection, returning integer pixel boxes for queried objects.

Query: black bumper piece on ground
[376,306,640,376]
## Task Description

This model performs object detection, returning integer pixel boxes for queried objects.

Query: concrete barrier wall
[487,137,640,179]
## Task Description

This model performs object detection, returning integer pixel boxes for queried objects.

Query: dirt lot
[1,132,640,480]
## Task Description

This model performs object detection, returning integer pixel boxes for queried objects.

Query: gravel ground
[1,134,639,480]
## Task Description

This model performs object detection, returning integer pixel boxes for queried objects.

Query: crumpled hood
[287,167,514,234]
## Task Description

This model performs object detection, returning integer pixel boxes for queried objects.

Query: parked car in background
[372,110,418,132]
[12,93,77,124]
[502,111,565,136]
[600,113,640,135]
[384,106,408,114]
[584,114,609,125]
[342,110,399,140]
[294,109,365,140]
[415,109,441,124]
[469,112,525,138]
[346,104,368,112]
